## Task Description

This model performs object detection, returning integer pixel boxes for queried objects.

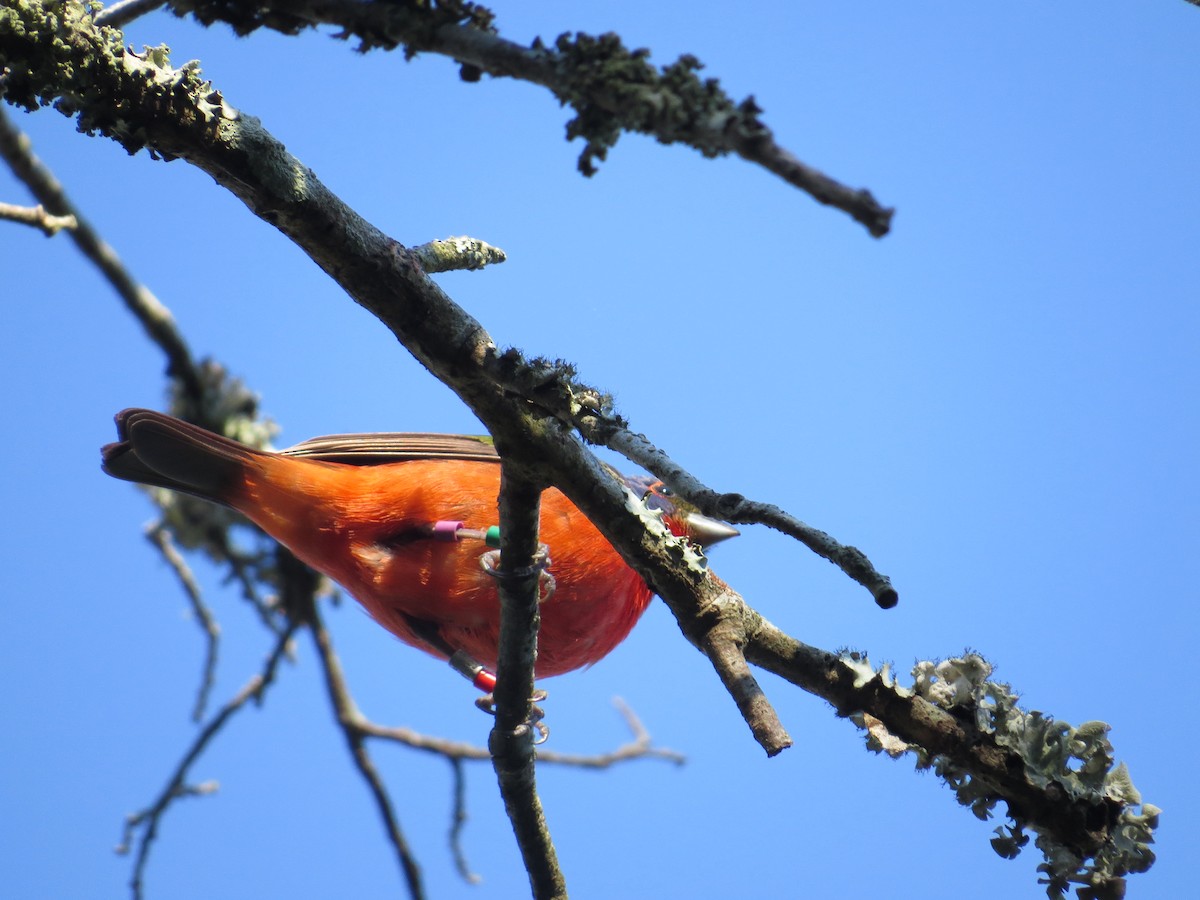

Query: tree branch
[4,4,796,753]
[164,0,893,235]
[742,627,1159,894]
[0,6,1155,893]
[477,368,899,608]
[95,0,168,29]
[0,105,204,401]
[295,551,426,900]
[487,463,567,900]
[0,198,76,233]
[115,620,298,900]
[145,522,220,722]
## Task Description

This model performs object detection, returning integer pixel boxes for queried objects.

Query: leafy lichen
[848,653,1158,898]
[0,1,234,158]
[547,31,767,177]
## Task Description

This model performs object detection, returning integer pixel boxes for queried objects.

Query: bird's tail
[101,408,259,506]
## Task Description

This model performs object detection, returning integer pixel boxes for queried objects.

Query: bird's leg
[435,523,555,742]
[449,649,498,693]
[474,689,550,744]
[450,650,550,743]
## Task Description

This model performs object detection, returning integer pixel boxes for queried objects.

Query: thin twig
[94,0,167,29]
[0,106,204,401]
[471,355,898,607]
[220,541,287,632]
[117,622,298,900]
[145,522,220,722]
[0,200,76,234]
[447,758,482,885]
[467,355,898,608]
[594,424,899,608]
[159,0,892,235]
[301,575,426,900]
[356,701,684,767]
[531,698,686,769]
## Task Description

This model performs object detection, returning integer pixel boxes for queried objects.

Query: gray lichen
[848,654,1158,898]
[0,2,235,158]
[412,235,508,273]
[547,31,767,177]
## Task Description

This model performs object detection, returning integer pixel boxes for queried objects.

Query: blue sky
[3,2,1196,897]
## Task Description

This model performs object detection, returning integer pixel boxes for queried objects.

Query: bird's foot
[475,689,550,744]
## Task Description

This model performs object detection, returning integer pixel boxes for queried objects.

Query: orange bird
[101,409,737,684]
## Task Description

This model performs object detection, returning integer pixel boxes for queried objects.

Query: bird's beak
[686,512,740,546]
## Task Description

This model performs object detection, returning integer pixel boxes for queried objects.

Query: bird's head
[629,477,740,549]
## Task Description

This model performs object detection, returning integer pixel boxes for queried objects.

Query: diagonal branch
[481,363,898,608]
[164,0,893,235]
[596,424,898,607]
[0,105,204,401]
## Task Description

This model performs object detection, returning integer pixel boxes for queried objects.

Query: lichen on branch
[0,6,231,158]
[845,653,1158,899]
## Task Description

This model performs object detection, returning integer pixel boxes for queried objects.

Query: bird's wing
[279,432,500,465]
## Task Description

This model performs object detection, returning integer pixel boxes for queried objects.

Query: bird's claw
[474,689,550,744]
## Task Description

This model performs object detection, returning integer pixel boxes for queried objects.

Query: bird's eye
[642,482,673,510]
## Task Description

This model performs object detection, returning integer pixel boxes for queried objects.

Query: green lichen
[414,235,507,273]
[0,1,234,158]
[547,31,767,177]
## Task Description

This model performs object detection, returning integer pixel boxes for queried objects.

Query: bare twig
[145,522,220,722]
[221,542,287,632]
[165,0,893,235]
[588,423,898,608]
[116,622,298,900]
[0,106,204,400]
[356,701,684,768]
[298,559,426,900]
[447,758,482,885]
[476,361,899,608]
[530,699,686,769]
[94,0,167,29]
[0,199,76,234]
